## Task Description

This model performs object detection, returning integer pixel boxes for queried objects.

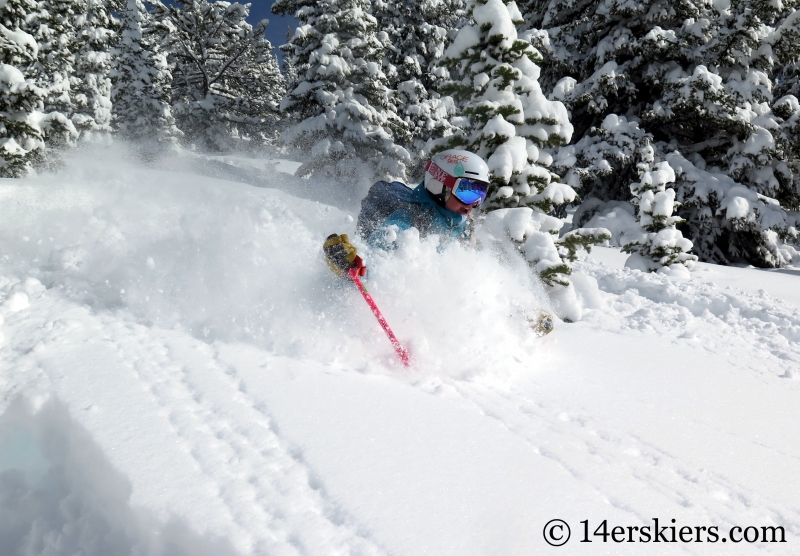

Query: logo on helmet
[439,153,469,165]
[453,161,465,177]
[427,161,450,184]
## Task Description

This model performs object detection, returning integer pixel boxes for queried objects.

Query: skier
[323,149,490,277]
[323,148,554,336]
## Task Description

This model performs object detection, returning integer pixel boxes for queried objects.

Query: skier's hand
[324,234,366,278]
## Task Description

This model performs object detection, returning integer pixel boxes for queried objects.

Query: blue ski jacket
[357,181,470,249]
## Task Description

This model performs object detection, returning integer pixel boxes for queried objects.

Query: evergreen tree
[272,0,409,181]
[72,0,118,136]
[622,144,698,274]
[111,0,180,145]
[774,7,800,100]
[439,0,574,212]
[281,25,298,99]
[154,0,284,151]
[527,0,800,267]
[29,0,81,141]
[440,0,607,290]
[372,0,463,172]
[0,0,73,175]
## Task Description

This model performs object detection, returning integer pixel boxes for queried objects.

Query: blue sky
[251,1,297,58]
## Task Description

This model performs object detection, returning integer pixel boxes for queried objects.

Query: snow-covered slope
[0,149,798,555]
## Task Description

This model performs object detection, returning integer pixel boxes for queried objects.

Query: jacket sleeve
[365,209,414,249]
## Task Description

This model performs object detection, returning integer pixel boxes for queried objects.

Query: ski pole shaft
[348,268,410,367]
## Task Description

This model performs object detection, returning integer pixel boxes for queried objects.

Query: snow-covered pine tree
[439,0,608,291]
[622,144,698,275]
[371,0,463,172]
[28,0,81,144]
[232,26,286,146]
[439,0,575,213]
[280,25,298,99]
[272,0,409,181]
[0,0,71,175]
[111,0,180,145]
[72,0,118,136]
[774,6,800,100]
[527,0,800,267]
[771,4,800,210]
[154,0,284,151]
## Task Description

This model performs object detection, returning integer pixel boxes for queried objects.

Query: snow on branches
[528,0,800,267]
[622,146,698,275]
[71,0,117,136]
[441,0,607,291]
[372,0,463,173]
[28,0,81,138]
[0,0,75,175]
[154,0,285,151]
[440,0,575,213]
[112,0,180,146]
[273,0,409,182]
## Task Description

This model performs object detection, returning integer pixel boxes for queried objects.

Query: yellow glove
[324,233,367,278]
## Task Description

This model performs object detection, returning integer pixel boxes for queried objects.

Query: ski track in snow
[0,289,387,556]
[120,329,387,555]
[443,376,798,555]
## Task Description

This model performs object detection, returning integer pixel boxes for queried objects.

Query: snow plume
[362,227,551,375]
[0,145,555,376]
[476,207,609,320]
[0,397,237,556]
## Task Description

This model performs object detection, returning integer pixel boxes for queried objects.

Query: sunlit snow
[0,146,798,555]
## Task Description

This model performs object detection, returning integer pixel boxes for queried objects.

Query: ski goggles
[425,160,489,205]
[452,176,489,205]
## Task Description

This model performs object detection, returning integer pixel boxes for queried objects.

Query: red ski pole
[348,267,411,367]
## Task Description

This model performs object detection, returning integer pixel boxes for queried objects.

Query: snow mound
[0,397,237,556]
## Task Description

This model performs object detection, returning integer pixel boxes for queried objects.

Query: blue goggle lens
[453,178,488,205]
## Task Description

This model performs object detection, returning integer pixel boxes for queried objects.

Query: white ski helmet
[424,149,490,205]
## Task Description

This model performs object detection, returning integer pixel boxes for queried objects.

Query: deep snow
[0,147,798,555]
